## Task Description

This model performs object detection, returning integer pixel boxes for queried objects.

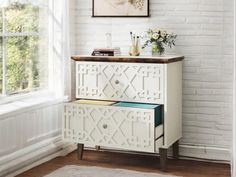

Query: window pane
[5,3,39,33]
[6,36,48,94]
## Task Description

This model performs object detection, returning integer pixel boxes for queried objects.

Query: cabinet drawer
[64,101,164,153]
[76,62,164,104]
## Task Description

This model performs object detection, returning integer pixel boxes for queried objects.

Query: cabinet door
[64,103,156,153]
[76,62,164,104]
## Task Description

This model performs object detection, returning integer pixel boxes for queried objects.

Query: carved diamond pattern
[64,104,155,153]
[76,62,164,104]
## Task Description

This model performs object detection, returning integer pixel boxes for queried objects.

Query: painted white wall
[71,0,234,160]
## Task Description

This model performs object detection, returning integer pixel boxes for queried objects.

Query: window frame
[0,4,50,103]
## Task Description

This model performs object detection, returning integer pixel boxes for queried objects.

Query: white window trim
[0,89,54,105]
[0,32,39,37]
[0,93,66,118]
[1,8,7,95]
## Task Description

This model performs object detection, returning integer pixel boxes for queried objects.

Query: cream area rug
[44,165,180,177]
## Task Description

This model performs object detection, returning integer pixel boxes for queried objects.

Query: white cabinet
[64,55,184,171]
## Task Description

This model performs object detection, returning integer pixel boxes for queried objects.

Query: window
[0,2,48,97]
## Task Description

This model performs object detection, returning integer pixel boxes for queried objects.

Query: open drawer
[64,100,164,153]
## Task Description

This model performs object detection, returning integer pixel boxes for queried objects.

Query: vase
[129,45,140,56]
[152,42,164,56]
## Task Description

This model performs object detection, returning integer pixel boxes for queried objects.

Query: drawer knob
[103,124,108,129]
[115,80,119,84]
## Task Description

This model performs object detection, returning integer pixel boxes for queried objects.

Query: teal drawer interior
[113,102,162,127]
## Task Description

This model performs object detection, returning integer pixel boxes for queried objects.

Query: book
[92,47,121,56]
[92,51,114,56]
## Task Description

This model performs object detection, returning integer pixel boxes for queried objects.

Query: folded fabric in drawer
[75,99,116,106]
[114,102,162,126]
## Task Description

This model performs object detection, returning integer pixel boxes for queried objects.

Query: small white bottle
[106,33,112,48]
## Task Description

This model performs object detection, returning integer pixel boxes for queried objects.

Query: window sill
[0,90,53,105]
[0,94,68,118]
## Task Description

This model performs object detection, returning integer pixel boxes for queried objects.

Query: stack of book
[91,47,121,56]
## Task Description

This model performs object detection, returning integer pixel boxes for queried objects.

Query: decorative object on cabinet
[92,0,149,17]
[106,32,112,48]
[92,48,114,56]
[129,32,141,56]
[92,47,121,56]
[142,28,177,56]
[64,55,184,171]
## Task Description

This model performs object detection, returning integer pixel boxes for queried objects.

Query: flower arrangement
[142,28,177,56]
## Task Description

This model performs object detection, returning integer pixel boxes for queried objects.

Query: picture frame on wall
[92,0,149,17]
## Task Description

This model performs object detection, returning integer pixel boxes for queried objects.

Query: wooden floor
[16,150,231,177]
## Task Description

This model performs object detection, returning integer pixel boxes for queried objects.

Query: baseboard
[0,141,230,177]
[85,144,231,163]
[0,136,76,177]
[178,144,231,163]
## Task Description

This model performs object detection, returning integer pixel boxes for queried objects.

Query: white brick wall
[70,0,234,160]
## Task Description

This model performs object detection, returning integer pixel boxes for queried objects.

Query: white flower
[159,37,164,42]
[161,31,167,37]
[152,33,159,40]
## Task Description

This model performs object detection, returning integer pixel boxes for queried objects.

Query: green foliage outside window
[6,3,39,33]
[0,3,48,95]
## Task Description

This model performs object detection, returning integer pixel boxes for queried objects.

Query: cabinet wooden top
[71,55,184,64]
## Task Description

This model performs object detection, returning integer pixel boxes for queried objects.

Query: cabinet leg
[95,145,100,151]
[173,140,179,160]
[159,148,168,171]
[77,143,84,160]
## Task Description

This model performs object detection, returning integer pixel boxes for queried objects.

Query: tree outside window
[0,2,48,96]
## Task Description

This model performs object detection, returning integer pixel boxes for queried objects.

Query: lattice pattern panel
[64,103,155,153]
[76,62,164,104]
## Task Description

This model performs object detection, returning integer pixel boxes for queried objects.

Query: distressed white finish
[64,103,164,153]
[71,0,234,161]
[76,62,164,104]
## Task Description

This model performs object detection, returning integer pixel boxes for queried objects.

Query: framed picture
[92,0,149,17]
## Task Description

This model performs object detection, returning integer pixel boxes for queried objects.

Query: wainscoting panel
[0,104,62,158]
[0,102,65,176]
